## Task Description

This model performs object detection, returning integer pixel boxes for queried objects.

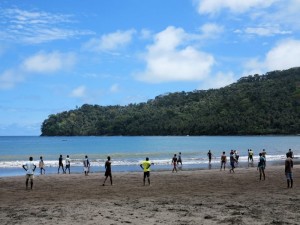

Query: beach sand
[0,165,299,225]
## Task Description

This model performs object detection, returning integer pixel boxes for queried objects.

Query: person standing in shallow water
[207,150,213,164]
[103,156,112,186]
[39,156,45,175]
[65,155,71,174]
[22,156,36,190]
[172,154,178,173]
[58,154,65,174]
[285,153,294,188]
[177,152,182,168]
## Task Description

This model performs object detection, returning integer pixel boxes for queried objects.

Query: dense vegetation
[41,67,300,136]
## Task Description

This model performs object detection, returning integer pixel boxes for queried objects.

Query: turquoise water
[0,136,299,176]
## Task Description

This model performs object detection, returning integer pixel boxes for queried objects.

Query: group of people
[22,149,295,190]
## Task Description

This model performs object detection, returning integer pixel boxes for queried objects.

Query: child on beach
[65,155,71,174]
[22,156,36,190]
[39,156,45,175]
[285,153,294,188]
[257,153,266,180]
[172,154,178,173]
[140,157,154,185]
[220,152,227,171]
[103,156,112,186]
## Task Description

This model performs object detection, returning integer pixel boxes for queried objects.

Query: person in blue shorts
[257,153,266,180]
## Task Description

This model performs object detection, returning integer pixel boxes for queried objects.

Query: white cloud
[22,51,76,73]
[244,39,300,74]
[199,23,224,39]
[83,29,136,52]
[0,8,93,44]
[0,69,24,90]
[70,85,86,98]
[243,26,291,36]
[136,26,215,83]
[200,71,236,89]
[196,0,277,15]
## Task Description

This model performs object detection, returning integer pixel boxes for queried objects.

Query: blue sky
[0,0,300,135]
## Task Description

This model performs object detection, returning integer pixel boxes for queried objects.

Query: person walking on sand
[220,151,227,171]
[39,156,45,175]
[207,150,213,164]
[83,155,90,176]
[22,156,36,190]
[257,153,266,180]
[172,154,178,173]
[65,155,71,174]
[285,153,294,188]
[229,150,237,173]
[103,156,112,186]
[140,157,154,186]
[58,154,65,174]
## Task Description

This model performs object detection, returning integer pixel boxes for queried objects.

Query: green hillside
[41,67,300,136]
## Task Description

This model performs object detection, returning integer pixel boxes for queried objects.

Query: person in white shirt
[65,155,71,174]
[22,156,36,190]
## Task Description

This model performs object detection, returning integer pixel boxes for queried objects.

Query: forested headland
[41,67,300,136]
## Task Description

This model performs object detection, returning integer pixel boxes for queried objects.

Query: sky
[0,0,300,136]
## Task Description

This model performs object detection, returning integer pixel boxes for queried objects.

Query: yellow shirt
[141,160,151,172]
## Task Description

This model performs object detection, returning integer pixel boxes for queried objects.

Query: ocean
[0,136,299,177]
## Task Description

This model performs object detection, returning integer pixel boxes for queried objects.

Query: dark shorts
[144,171,150,178]
[66,165,70,169]
[286,172,293,180]
[105,171,112,177]
[230,162,235,168]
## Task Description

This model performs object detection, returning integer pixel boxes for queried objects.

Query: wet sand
[0,165,299,225]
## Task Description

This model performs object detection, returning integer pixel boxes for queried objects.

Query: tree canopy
[41,67,300,136]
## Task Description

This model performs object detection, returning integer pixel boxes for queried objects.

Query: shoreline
[0,164,299,224]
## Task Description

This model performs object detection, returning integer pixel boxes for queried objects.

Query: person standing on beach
[140,157,154,185]
[83,155,90,176]
[65,155,71,174]
[220,151,227,171]
[103,156,112,186]
[58,154,65,174]
[172,154,178,172]
[285,153,294,188]
[39,156,45,175]
[257,153,266,180]
[229,150,237,173]
[177,152,182,168]
[234,150,239,164]
[207,150,213,164]
[22,156,36,190]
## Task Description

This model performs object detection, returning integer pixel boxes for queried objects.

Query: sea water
[0,136,299,177]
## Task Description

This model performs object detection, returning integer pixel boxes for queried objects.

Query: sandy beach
[0,165,299,225]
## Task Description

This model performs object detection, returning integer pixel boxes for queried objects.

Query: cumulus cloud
[0,51,76,90]
[83,29,136,52]
[70,85,86,98]
[200,72,236,90]
[244,39,300,74]
[196,0,277,15]
[136,26,215,83]
[22,51,76,73]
